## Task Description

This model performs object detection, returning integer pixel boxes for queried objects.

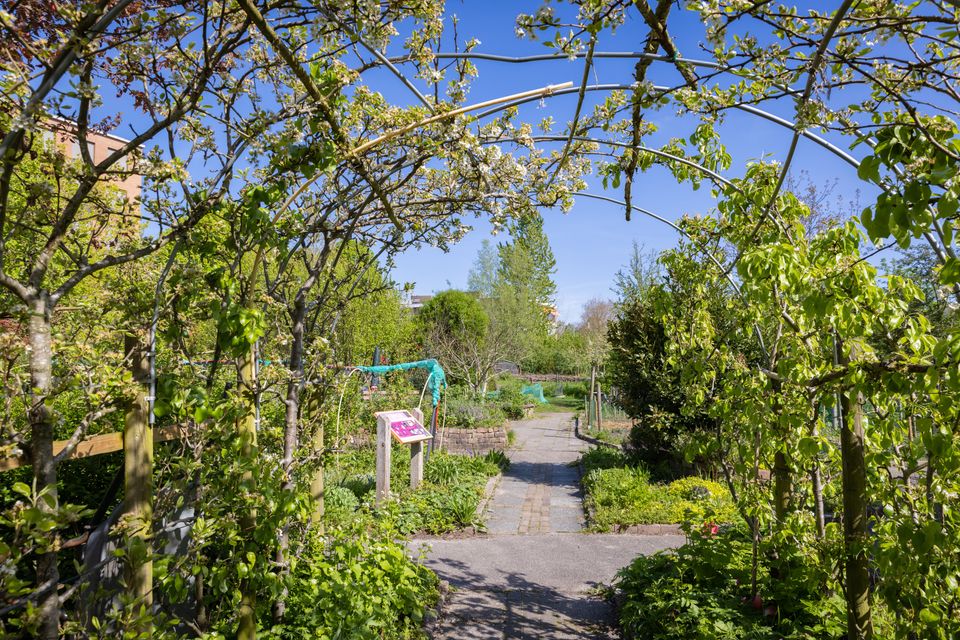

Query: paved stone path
[411,412,684,639]
[485,412,586,535]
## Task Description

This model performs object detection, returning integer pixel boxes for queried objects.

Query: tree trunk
[812,458,826,540]
[771,380,792,521]
[27,296,60,640]
[237,342,258,640]
[124,334,153,630]
[838,343,873,640]
[595,383,603,431]
[274,304,305,621]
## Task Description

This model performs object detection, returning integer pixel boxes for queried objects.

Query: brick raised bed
[435,425,508,455]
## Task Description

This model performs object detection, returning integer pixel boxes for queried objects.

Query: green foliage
[324,450,499,535]
[615,528,863,640]
[416,290,487,344]
[269,526,438,640]
[481,449,510,473]
[490,377,528,419]
[523,328,588,375]
[496,215,557,308]
[444,387,507,428]
[581,452,736,530]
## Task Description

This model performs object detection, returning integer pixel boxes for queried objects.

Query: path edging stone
[476,473,501,522]
[573,419,625,451]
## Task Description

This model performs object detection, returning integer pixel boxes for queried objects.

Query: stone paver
[412,412,685,639]
[484,413,588,535]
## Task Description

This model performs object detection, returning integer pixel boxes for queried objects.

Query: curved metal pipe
[572,190,767,357]
[474,83,861,170]
[498,134,737,189]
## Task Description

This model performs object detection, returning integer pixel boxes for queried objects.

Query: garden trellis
[3,3,960,639]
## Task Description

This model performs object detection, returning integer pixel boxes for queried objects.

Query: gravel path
[411,412,684,639]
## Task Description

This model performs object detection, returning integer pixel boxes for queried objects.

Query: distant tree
[417,290,507,392]
[416,290,487,344]
[497,215,557,307]
[467,239,500,298]
[613,241,662,305]
[524,326,587,375]
[579,298,614,366]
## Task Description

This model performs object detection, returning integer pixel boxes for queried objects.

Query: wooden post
[588,365,596,428]
[310,422,325,532]
[410,408,425,490]
[124,334,153,629]
[837,339,873,640]
[595,383,603,431]
[237,342,258,640]
[375,412,392,506]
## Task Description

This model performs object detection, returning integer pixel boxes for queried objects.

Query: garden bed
[579,448,736,532]
[325,449,509,536]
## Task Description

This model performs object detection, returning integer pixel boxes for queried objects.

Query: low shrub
[273,525,438,639]
[324,450,501,534]
[580,446,629,474]
[489,376,528,419]
[482,449,510,472]
[445,390,506,428]
[381,482,484,534]
[560,381,587,397]
[581,450,736,529]
[614,526,884,639]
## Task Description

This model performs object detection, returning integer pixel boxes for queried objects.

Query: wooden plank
[375,412,392,506]
[124,334,153,618]
[0,425,187,472]
[410,408,424,490]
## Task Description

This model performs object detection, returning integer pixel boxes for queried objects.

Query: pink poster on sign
[377,410,433,444]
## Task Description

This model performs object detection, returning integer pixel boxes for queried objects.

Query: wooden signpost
[375,408,433,505]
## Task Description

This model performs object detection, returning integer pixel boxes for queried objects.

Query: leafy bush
[580,446,629,474]
[481,449,510,472]
[324,450,501,535]
[273,525,438,639]
[614,527,882,639]
[444,393,505,428]
[381,483,483,534]
[324,485,361,520]
[581,453,736,530]
[424,454,458,485]
[489,375,527,419]
[559,381,587,397]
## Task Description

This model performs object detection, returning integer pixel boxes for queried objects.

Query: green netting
[355,358,447,406]
[521,383,547,403]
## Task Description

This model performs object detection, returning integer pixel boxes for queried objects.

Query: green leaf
[939,258,960,285]
[857,155,881,182]
[11,482,31,499]
[919,608,939,625]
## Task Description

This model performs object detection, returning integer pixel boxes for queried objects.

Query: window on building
[107,146,126,170]
[70,139,95,161]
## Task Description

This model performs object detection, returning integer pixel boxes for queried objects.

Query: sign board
[376,409,433,444]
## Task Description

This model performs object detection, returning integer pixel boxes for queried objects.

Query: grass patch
[580,448,735,530]
[581,422,632,445]
[535,394,584,412]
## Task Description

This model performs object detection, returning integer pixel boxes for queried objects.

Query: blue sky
[83,2,873,323]
[387,2,875,322]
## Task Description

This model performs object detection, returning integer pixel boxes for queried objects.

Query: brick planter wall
[435,426,508,455]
